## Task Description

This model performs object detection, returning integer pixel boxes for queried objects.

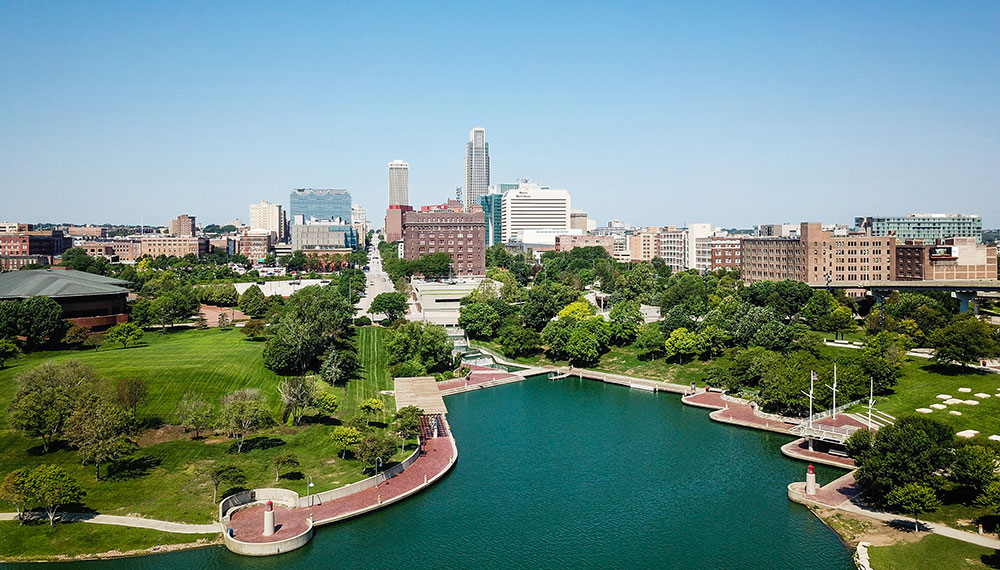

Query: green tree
[0,468,33,522]
[61,324,92,348]
[952,445,998,492]
[238,285,269,318]
[150,287,200,330]
[313,391,339,417]
[384,321,452,373]
[216,399,274,453]
[558,299,596,321]
[751,319,794,351]
[609,301,643,345]
[976,479,1000,516]
[395,406,423,441]
[65,396,137,480]
[541,318,575,360]
[802,291,838,331]
[0,338,22,369]
[217,313,230,330]
[320,347,360,386]
[416,252,453,279]
[242,318,266,340]
[331,426,363,458]
[105,322,144,349]
[663,327,703,364]
[175,391,212,439]
[458,302,501,339]
[565,327,601,365]
[359,398,386,425]
[828,305,857,340]
[354,434,400,473]
[634,324,665,360]
[28,464,84,526]
[273,453,300,482]
[277,376,317,425]
[498,324,540,358]
[208,464,246,502]
[886,483,941,531]
[20,296,67,346]
[699,324,731,359]
[263,285,355,374]
[929,314,998,368]
[853,416,955,507]
[9,387,73,453]
[368,292,409,322]
[845,428,875,459]
[114,378,148,416]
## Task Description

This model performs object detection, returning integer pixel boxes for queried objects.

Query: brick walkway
[227,432,454,543]
[437,365,520,392]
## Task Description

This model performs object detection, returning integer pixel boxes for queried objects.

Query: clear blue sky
[2,1,998,228]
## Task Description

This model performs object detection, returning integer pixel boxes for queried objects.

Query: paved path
[227,430,455,543]
[797,472,1000,549]
[0,512,220,534]
[438,365,525,395]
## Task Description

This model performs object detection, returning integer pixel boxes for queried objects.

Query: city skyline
[1,3,998,228]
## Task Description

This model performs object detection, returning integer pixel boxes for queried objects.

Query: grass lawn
[0,327,285,427]
[843,354,1000,436]
[0,520,217,561]
[867,533,999,570]
[0,326,411,526]
[471,340,719,386]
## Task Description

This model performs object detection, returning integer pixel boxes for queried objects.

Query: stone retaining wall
[304,445,421,507]
[223,520,314,557]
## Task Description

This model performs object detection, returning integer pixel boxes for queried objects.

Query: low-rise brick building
[553,234,614,256]
[402,210,486,276]
[895,238,998,281]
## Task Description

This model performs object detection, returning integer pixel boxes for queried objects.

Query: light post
[801,371,816,429]
[374,457,383,487]
[307,476,315,506]
[801,370,817,451]
[866,377,875,432]
[825,364,838,420]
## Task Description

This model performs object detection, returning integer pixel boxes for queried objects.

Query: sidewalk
[0,512,220,534]
[793,471,1000,550]
[227,431,455,544]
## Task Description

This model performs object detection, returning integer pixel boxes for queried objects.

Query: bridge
[808,280,1000,312]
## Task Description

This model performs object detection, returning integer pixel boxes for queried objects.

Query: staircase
[845,409,896,430]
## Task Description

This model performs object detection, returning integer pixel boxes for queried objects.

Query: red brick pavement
[227,434,455,543]
[437,366,519,391]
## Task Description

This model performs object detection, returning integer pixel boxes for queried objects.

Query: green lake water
[6,376,854,569]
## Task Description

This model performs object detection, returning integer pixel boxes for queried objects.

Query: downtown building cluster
[1,124,996,289]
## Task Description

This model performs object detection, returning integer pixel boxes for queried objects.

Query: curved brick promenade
[226,427,456,549]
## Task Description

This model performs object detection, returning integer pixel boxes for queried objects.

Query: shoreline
[0,366,855,563]
[1,535,221,564]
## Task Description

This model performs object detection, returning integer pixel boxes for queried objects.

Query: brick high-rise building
[740,223,894,287]
[384,205,413,243]
[401,210,486,276]
[168,214,197,237]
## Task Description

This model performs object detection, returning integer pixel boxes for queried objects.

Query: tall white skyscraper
[388,160,409,206]
[249,200,287,242]
[463,127,490,212]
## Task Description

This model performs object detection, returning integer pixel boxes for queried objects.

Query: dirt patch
[203,436,229,445]
[815,507,925,547]
[137,425,189,447]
